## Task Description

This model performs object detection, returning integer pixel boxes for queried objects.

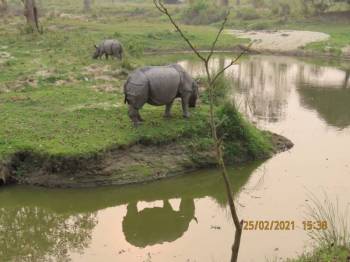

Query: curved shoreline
[0,132,293,188]
[144,45,350,61]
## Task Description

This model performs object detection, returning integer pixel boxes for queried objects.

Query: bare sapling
[153,1,252,261]
[21,0,42,33]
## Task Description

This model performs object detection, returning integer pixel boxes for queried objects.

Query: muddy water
[1,55,350,262]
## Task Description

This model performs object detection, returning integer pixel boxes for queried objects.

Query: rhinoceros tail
[124,79,129,104]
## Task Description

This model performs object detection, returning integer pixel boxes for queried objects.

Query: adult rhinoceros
[124,64,198,126]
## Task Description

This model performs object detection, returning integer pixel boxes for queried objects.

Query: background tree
[21,0,41,33]
[0,0,7,13]
[164,0,181,4]
[218,0,229,6]
[84,0,92,11]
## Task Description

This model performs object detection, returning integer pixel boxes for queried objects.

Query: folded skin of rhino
[124,64,198,126]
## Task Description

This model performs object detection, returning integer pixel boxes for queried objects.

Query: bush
[125,39,144,58]
[252,0,265,8]
[236,6,261,20]
[247,21,273,30]
[217,102,272,160]
[201,74,231,105]
[182,0,228,25]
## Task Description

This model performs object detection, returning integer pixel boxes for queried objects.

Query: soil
[0,132,293,188]
[228,29,330,52]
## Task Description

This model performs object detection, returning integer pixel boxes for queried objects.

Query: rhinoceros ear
[94,44,98,49]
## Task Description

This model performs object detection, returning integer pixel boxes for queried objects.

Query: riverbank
[0,131,292,188]
[289,245,350,262]
[3,1,348,188]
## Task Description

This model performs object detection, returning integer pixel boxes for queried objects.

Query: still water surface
[1,55,350,261]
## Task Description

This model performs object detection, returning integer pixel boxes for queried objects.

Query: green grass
[288,193,350,262]
[282,21,350,56]
[0,0,272,167]
[0,85,208,159]
[289,246,350,262]
[0,1,243,161]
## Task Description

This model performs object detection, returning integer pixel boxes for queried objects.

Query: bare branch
[153,1,252,261]
[210,41,253,86]
[206,13,229,62]
[153,0,206,62]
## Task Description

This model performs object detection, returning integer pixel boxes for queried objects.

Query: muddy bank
[146,29,349,60]
[229,29,330,52]
[0,132,292,188]
[227,29,350,60]
[145,46,350,61]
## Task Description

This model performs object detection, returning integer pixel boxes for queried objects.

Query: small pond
[1,54,349,261]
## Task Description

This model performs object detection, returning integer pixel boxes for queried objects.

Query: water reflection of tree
[0,162,261,257]
[296,62,350,128]
[0,207,97,261]
[231,57,291,123]
[298,85,350,129]
[122,198,195,247]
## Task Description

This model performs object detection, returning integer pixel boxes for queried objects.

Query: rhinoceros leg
[164,102,173,118]
[105,53,109,60]
[181,93,191,118]
[137,111,144,122]
[128,105,142,127]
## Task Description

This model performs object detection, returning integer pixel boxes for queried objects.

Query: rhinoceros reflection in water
[122,198,196,247]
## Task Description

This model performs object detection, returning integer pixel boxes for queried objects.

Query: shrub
[182,0,228,25]
[217,102,272,160]
[125,39,144,58]
[201,74,231,105]
[247,21,273,30]
[236,6,261,20]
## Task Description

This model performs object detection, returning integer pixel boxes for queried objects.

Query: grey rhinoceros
[124,64,198,126]
[93,39,123,60]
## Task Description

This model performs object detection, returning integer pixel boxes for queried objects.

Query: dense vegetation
[0,0,274,172]
[0,0,349,260]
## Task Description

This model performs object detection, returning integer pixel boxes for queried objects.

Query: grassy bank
[289,246,350,262]
[0,1,282,186]
[287,193,350,262]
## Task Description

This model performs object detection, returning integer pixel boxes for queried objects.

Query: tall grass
[305,192,350,248]
[290,193,350,261]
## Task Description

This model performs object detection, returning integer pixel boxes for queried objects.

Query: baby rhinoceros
[124,64,198,127]
[93,39,123,60]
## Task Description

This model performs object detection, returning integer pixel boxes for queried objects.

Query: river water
[0,55,349,262]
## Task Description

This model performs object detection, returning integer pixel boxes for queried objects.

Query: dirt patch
[0,132,293,188]
[342,45,350,57]
[0,77,38,93]
[0,51,13,65]
[92,84,119,92]
[84,65,116,81]
[58,13,88,21]
[228,30,329,52]
[67,102,120,112]
[83,64,125,92]
[35,69,55,78]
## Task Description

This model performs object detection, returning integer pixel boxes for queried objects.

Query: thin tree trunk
[218,0,229,6]
[205,62,243,262]
[344,70,350,88]
[84,0,91,11]
[153,2,250,260]
[0,0,8,12]
[236,0,240,5]
[23,0,40,32]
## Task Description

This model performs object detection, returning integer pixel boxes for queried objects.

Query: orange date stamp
[242,220,328,231]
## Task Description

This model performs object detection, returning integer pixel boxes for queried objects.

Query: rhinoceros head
[189,80,198,108]
[92,44,100,59]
